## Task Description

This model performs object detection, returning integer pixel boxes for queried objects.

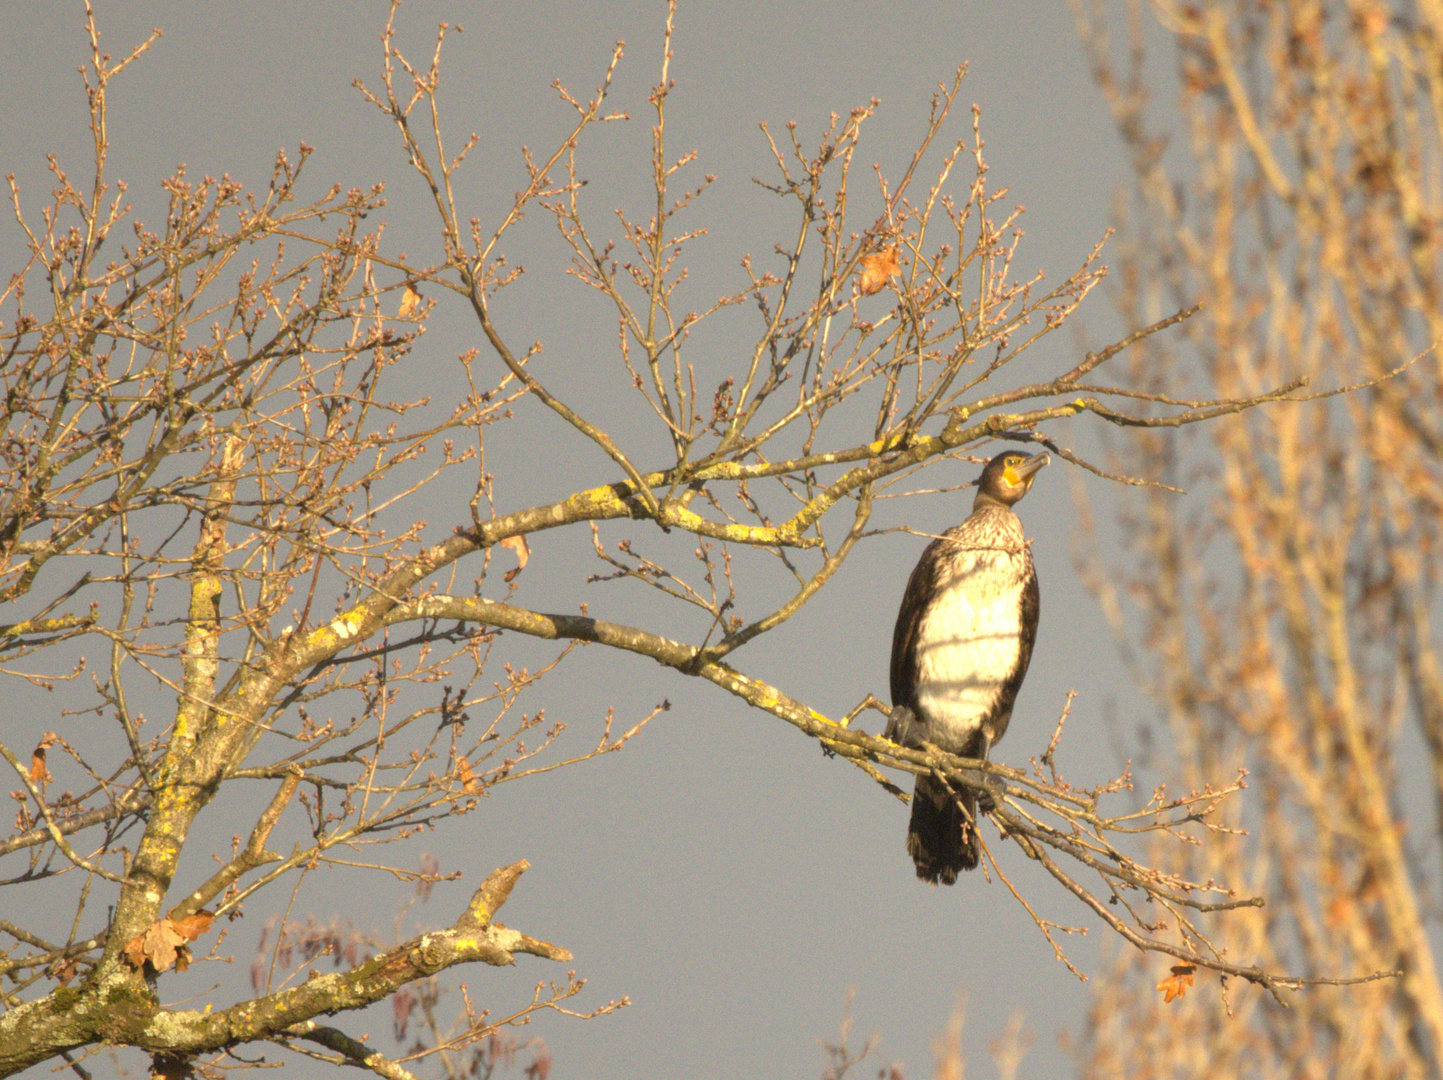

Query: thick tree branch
[0,862,561,1076]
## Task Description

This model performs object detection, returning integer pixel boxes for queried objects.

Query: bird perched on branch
[886,450,1049,883]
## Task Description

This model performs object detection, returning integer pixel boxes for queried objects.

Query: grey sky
[0,3,1164,1077]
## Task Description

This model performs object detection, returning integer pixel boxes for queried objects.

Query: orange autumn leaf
[456,756,482,793]
[28,751,51,787]
[1325,891,1355,928]
[122,935,146,970]
[29,733,56,787]
[1157,964,1196,1003]
[500,533,530,582]
[124,920,188,973]
[122,911,214,974]
[857,245,900,296]
[398,281,422,318]
[171,910,216,942]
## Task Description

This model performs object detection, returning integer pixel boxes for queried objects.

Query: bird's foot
[883,704,920,747]
[976,785,999,815]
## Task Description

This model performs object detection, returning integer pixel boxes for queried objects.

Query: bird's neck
[972,491,1013,513]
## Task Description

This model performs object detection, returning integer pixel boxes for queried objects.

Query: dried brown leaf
[123,917,201,973]
[1157,964,1196,1003]
[399,281,422,318]
[857,245,900,296]
[29,733,56,787]
[171,910,216,942]
[501,534,530,582]
[456,756,482,793]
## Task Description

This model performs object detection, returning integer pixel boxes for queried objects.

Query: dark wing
[980,551,1040,741]
[889,536,951,712]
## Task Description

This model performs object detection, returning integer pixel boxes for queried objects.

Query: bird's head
[974,450,1050,509]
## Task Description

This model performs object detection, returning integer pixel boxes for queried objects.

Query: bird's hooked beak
[1005,451,1050,490]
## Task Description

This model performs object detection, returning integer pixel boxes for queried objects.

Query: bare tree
[1070,0,1443,1074]
[0,4,1366,1077]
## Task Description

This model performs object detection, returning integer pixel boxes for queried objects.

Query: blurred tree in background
[1073,0,1443,1074]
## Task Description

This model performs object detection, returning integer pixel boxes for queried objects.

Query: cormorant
[886,450,1048,883]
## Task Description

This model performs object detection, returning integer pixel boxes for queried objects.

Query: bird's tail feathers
[906,774,980,884]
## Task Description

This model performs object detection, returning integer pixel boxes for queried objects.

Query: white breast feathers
[910,547,1030,752]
